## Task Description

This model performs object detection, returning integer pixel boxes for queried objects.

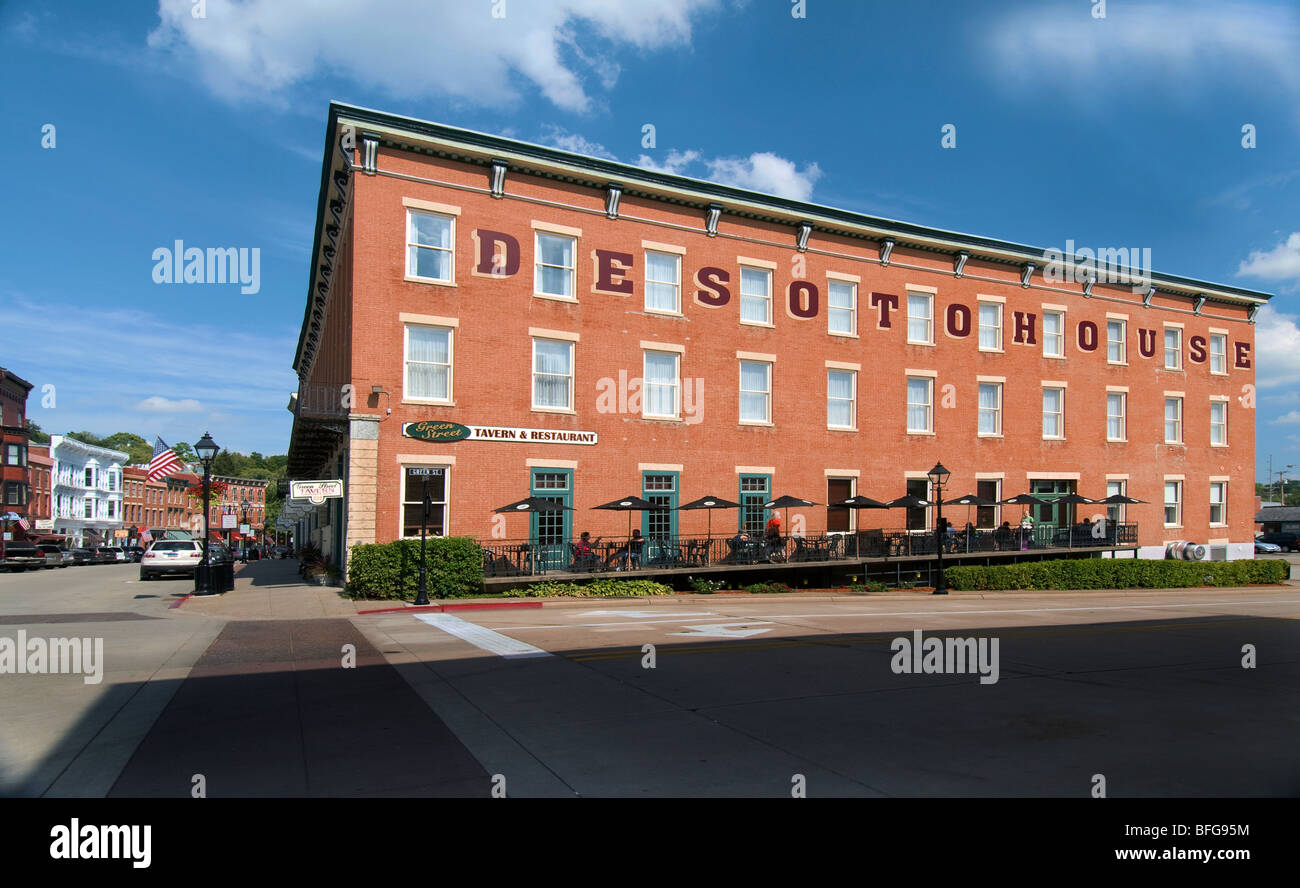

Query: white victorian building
[49,435,127,547]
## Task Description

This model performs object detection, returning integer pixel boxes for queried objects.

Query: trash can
[219,561,235,592]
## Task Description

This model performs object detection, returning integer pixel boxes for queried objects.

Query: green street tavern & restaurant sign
[402,421,598,445]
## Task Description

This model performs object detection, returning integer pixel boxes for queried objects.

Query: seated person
[611,529,645,570]
[572,532,598,570]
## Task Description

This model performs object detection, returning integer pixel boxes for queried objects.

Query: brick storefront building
[288,104,1269,569]
[27,444,52,531]
[1,368,33,530]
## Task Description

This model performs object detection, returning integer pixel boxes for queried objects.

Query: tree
[99,432,152,465]
[170,441,198,465]
[24,419,49,444]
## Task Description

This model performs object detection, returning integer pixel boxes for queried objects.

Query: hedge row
[514,579,672,598]
[346,537,484,600]
[943,558,1289,591]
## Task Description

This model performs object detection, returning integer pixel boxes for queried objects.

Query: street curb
[349,583,1298,611]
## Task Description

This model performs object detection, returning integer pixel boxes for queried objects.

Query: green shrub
[514,579,672,598]
[943,557,1288,592]
[346,537,484,600]
[848,579,889,594]
[689,577,728,593]
[741,581,794,594]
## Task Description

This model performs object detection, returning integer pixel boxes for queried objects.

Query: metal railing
[478,525,1138,577]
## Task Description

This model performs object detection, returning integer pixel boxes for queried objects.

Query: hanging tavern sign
[290,479,345,504]
[402,422,598,445]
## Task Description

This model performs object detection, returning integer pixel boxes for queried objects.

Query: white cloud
[1271,411,1300,424]
[637,149,702,175]
[1239,232,1300,285]
[1255,304,1300,387]
[986,2,1300,100]
[538,124,618,160]
[148,0,720,112]
[136,396,203,413]
[705,152,823,202]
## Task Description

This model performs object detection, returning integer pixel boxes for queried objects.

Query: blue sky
[3,0,1299,481]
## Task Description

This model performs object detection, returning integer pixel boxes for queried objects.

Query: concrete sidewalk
[179,557,361,620]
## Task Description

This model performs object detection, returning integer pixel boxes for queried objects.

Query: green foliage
[346,537,484,600]
[943,558,1289,591]
[98,432,152,465]
[514,579,673,598]
[741,581,794,594]
[688,577,728,593]
[25,419,49,444]
[847,579,889,594]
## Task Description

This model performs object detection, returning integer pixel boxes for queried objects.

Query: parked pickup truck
[0,541,46,572]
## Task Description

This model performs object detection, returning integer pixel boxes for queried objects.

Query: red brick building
[287,104,1268,569]
[27,444,52,529]
[1,367,33,533]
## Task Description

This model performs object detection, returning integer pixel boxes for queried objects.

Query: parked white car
[139,540,203,580]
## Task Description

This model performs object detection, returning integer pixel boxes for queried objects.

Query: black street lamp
[194,432,219,594]
[241,497,250,562]
[928,461,951,595]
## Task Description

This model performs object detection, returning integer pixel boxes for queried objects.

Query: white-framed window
[107,500,116,519]
[827,369,856,429]
[1164,480,1182,527]
[1209,333,1227,374]
[907,377,934,433]
[1106,392,1126,441]
[978,302,1002,351]
[1164,327,1182,370]
[1164,397,1183,443]
[828,280,856,335]
[406,210,454,282]
[1209,481,1227,525]
[1107,320,1126,364]
[739,360,772,423]
[643,350,680,419]
[1042,387,1064,438]
[402,465,448,537]
[740,266,772,325]
[1043,311,1065,357]
[532,338,574,410]
[535,233,576,299]
[977,382,1002,436]
[404,325,453,402]
[1210,400,1227,445]
[644,250,680,314]
[83,498,93,518]
[907,292,934,344]
[1106,480,1126,525]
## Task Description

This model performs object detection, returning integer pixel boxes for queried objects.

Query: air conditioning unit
[1166,540,1207,561]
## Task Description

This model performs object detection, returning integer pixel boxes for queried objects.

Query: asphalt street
[2,558,1298,797]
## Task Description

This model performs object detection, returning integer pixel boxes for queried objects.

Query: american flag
[16,515,29,530]
[146,436,182,482]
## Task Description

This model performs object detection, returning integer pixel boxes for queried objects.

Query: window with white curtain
[643,351,680,418]
[1209,334,1227,374]
[1164,480,1182,526]
[1042,387,1064,438]
[907,377,933,432]
[644,250,680,313]
[828,280,856,335]
[532,338,573,409]
[739,360,771,422]
[1209,481,1226,525]
[1164,327,1182,370]
[1107,320,1126,363]
[907,293,933,344]
[978,383,1002,436]
[1164,397,1183,443]
[535,233,576,299]
[1210,400,1227,445]
[827,369,856,429]
[1043,311,1065,357]
[740,267,772,325]
[978,302,1002,351]
[1107,392,1126,440]
[404,325,452,401]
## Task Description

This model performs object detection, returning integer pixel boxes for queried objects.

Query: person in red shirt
[765,513,782,542]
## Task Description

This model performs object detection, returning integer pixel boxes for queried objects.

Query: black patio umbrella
[493,496,574,513]
[999,493,1051,506]
[832,495,891,509]
[942,492,997,527]
[676,495,741,539]
[1097,494,1147,504]
[593,495,669,540]
[886,494,933,508]
[1050,493,1097,505]
[764,495,819,536]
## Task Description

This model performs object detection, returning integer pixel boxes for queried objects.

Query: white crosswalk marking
[415,613,552,659]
